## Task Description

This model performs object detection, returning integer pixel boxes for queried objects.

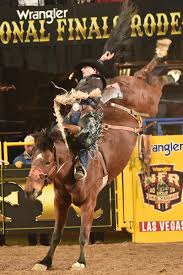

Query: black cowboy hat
[75,59,108,77]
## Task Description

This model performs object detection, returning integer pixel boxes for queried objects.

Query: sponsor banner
[139,220,183,232]
[151,142,183,156]
[0,1,182,47]
[138,165,183,212]
[0,4,118,47]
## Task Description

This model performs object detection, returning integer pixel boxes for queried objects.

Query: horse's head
[24,128,67,200]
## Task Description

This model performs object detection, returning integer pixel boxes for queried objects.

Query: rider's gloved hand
[99,51,114,62]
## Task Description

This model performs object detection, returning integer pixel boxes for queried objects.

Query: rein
[28,162,67,186]
[103,102,150,135]
[110,102,150,118]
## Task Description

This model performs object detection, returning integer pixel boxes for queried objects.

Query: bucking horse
[24,2,182,272]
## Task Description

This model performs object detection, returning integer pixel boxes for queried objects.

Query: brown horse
[24,56,178,271]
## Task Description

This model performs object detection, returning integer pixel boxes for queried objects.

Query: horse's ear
[32,132,40,145]
[32,129,54,151]
[32,130,47,146]
[32,128,62,150]
[50,127,63,143]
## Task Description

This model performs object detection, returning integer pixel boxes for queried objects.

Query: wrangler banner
[0,1,183,47]
[0,1,182,72]
[0,4,118,47]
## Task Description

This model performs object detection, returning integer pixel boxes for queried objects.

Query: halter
[28,146,68,186]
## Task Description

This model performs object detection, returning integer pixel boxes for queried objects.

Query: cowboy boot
[74,159,87,181]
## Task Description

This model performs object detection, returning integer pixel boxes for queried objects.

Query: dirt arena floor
[0,242,182,275]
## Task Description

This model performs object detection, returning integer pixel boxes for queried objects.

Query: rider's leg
[70,110,81,125]
[74,150,89,181]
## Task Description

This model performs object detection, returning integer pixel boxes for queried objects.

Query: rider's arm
[99,51,114,63]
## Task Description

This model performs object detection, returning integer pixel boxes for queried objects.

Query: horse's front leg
[32,190,71,271]
[72,197,96,270]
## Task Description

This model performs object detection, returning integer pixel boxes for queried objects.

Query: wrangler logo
[151,142,183,156]
[138,165,183,212]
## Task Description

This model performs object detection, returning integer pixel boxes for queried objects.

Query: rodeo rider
[64,51,114,181]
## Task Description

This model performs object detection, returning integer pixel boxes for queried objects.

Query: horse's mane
[34,128,63,151]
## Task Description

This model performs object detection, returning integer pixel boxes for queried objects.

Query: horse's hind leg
[32,191,71,271]
[134,39,172,82]
[134,54,162,80]
[151,72,182,91]
[71,197,96,270]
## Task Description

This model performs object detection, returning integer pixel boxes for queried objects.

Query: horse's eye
[45,161,51,165]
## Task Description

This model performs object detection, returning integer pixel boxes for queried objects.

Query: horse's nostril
[25,191,31,199]
[24,189,36,200]
[37,190,42,197]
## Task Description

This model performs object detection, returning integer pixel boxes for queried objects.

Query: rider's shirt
[75,74,105,109]
[75,74,104,93]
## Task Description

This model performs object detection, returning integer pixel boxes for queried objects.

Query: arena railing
[0,142,2,164]
[3,141,34,165]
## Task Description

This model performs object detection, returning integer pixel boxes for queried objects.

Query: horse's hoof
[31,263,48,271]
[71,262,86,270]
[168,70,182,83]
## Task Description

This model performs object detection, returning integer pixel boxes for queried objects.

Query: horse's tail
[103,0,137,59]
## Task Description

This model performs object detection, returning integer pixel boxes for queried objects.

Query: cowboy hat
[75,59,107,77]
